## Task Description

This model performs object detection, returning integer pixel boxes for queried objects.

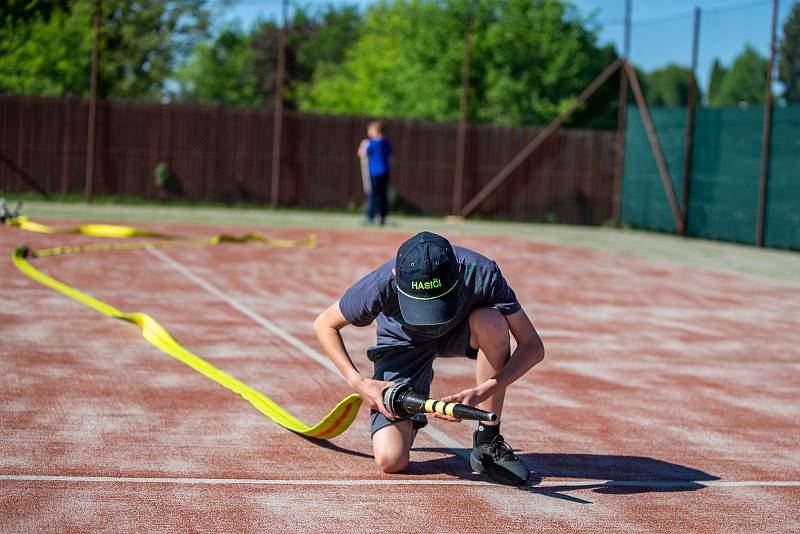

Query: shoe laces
[483,434,516,462]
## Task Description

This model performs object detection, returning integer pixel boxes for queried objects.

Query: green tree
[554,41,619,130]
[298,0,466,119]
[714,45,768,107]
[100,0,211,99]
[298,0,614,127]
[779,2,800,103]
[473,0,608,125]
[248,19,281,106]
[290,5,362,88]
[0,0,211,99]
[707,59,727,107]
[1,0,69,26]
[177,4,362,106]
[643,64,700,108]
[0,2,93,96]
[175,24,262,104]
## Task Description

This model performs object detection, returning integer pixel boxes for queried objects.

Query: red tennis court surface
[2,220,799,532]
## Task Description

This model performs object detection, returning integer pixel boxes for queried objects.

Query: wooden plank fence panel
[0,95,615,224]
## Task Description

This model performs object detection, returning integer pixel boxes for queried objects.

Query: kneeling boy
[313,231,544,485]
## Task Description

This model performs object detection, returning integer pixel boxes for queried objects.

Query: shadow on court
[407,449,719,504]
[300,435,373,459]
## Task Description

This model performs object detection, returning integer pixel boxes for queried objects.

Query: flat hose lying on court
[8,218,361,440]
[9,217,489,441]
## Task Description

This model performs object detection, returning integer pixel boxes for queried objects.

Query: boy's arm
[313,300,396,420]
[442,307,544,407]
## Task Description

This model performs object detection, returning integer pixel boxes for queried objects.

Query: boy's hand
[441,387,484,407]
[434,386,490,422]
[431,387,483,423]
[432,412,462,423]
[354,378,397,421]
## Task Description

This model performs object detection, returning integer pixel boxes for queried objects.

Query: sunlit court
[2,0,799,532]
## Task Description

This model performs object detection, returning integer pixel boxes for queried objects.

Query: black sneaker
[470,432,530,486]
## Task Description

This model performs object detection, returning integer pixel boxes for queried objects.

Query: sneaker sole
[469,450,484,473]
[470,449,530,486]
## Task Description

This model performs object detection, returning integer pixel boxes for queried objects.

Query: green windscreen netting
[621,105,800,250]
[764,106,800,249]
[620,108,686,234]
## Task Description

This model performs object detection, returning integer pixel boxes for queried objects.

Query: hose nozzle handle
[383,383,497,422]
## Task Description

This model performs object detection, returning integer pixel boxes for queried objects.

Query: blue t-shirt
[339,246,520,350]
[367,138,392,176]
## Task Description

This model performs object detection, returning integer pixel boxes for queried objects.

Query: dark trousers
[367,173,389,222]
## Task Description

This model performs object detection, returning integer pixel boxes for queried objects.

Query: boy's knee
[469,307,508,344]
[374,450,409,473]
[372,420,413,473]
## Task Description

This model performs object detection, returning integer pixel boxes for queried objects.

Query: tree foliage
[0,0,211,98]
[298,0,616,126]
[474,0,612,125]
[711,45,768,107]
[0,2,93,96]
[707,59,727,107]
[295,0,465,119]
[289,5,362,89]
[779,2,800,103]
[0,0,70,26]
[642,64,700,108]
[101,0,211,99]
[177,4,362,106]
[2,0,625,129]
[175,24,262,104]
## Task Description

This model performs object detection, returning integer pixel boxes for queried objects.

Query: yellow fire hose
[9,215,174,238]
[8,218,361,440]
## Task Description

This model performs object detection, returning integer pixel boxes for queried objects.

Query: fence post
[84,0,101,203]
[625,62,685,234]
[680,6,701,236]
[756,0,779,247]
[611,0,631,225]
[271,0,288,208]
[452,3,473,215]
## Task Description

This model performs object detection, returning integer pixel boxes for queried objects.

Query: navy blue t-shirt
[339,246,520,350]
[367,138,392,176]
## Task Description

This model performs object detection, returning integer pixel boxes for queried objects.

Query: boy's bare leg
[467,307,530,485]
[371,308,511,475]
[372,419,415,473]
[469,307,511,421]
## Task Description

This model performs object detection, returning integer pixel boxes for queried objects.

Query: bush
[154,162,171,189]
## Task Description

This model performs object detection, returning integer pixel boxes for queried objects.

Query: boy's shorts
[368,320,478,437]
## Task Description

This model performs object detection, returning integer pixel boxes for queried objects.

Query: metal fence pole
[611,0,631,226]
[756,0,779,247]
[452,4,473,215]
[680,6,701,236]
[271,0,288,208]
[611,0,632,225]
[84,0,101,203]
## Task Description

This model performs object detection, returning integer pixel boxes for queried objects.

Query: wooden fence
[0,95,617,224]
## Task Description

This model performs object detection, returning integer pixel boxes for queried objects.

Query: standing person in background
[360,120,392,226]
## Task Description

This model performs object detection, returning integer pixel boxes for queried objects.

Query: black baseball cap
[395,231,461,326]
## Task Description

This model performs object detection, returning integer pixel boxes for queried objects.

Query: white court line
[146,247,471,460]
[147,247,338,374]
[2,475,799,488]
